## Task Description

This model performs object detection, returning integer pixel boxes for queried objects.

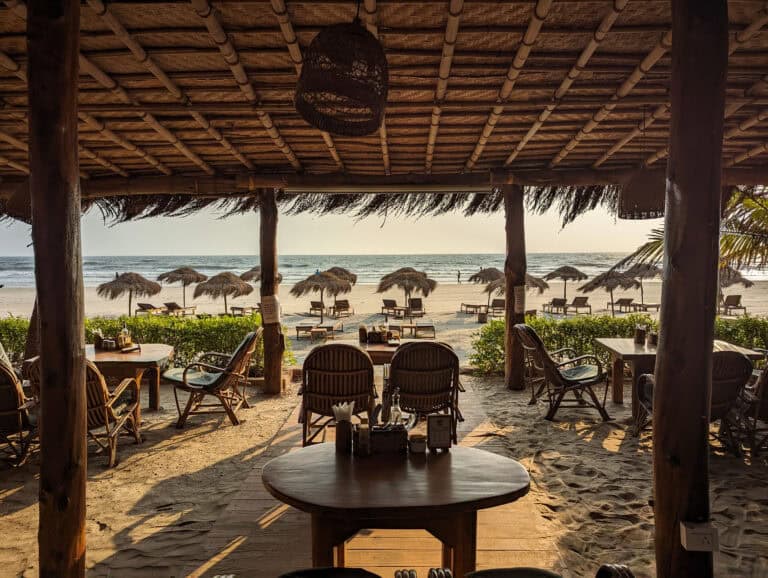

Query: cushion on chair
[162,367,222,389]
[560,364,602,382]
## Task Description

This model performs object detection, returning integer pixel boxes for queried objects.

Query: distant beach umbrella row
[579,271,640,317]
[97,272,161,317]
[376,267,437,305]
[290,270,354,323]
[544,266,588,301]
[194,272,253,314]
[156,267,208,307]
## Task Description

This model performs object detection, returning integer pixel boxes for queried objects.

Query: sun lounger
[719,294,747,316]
[318,320,344,335]
[135,302,166,316]
[633,302,660,312]
[381,299,398,317]
[414,320,436,339]
[329,299,354,318]
[230,305,259,317]
[309,301,325,317]
[407,298,426,318]
[164,302,197,316]
[461,303,485,314]
[565,296,592,315]
[488,298,506,317]
[295,323,316,339]
[542,297,567,314]
[607,297,634,313]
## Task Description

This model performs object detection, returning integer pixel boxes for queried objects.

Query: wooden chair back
[389,342,460,416]
[382,299,397,308]
[214,329,262,391]
[408,298,424,311]
[615,298,633,306]
[710,351,753,421]
[164,302,182,310]
[551,298,567,307]
[513,324,565,388]
[136,303,156,311]
[571,296,589,307]
[335,299,350,309]
[85,360,119,431]
[490,299,506,309]
[723,294,742,307]
[0,363,28,434]
[302,343,375,418]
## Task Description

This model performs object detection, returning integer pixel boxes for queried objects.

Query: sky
[0,206,661,256]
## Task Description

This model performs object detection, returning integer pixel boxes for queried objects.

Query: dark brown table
[86,343,174,424]
[262,443,530,576]
[595,338,761,419]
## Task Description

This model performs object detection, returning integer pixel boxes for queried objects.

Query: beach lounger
[381,299,398,317]
[0,361,37,466]
[607,297,634,313]
[542,297,567,314]
[163,329,261,429]
[633,302,660,312]
[299,343,375,446]
[309,301,325,317]
[329,299,354,318]
[488,298,506,317]
[461,303,485,314]
[414,320,436,339]
[514,324,611,422]
[719,294,747,316]
[565,296,592,315]
[407,298,426,318]
[295,323,316,339]
[318,320,344,336]
[230,305,259,317]
[135,302,166,316]
[164,302,196,316]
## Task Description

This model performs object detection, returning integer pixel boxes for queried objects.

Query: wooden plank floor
[184,380,563,577]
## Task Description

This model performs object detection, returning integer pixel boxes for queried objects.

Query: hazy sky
[0,206,660,256]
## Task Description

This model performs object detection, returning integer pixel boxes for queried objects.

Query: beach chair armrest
[196,352,232,366]
[108,378,139,406]
[557,354,603,372]
[551,347,578,360]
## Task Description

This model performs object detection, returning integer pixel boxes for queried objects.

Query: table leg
[452,511,477,577]
[611,354,624,404]
[149,367,160,411]
[311,514,335,567]
[442,544,453,570]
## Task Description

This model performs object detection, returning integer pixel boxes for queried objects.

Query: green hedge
[0,314,295,369]
[470,314,768,374]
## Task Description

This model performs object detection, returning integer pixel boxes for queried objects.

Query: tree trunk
[563,280,567,301]
[260,189,285,394]
[503,184,526,391]
[128,289,132,317]
[24,298,40,361]
[610,289,615,317]
[28,1,87,575]
[182,284,186,308]
[654,2,728,577]
[319,289,325,324]
[224,293,228,315]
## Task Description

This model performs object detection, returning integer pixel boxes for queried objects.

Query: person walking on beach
[457,270,461,284]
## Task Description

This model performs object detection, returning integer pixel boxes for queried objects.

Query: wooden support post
[503,184,527,390]
[28,1,87,576]
[259,188,285,394]
[653,2,728,577]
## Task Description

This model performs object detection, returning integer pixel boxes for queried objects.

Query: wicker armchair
[514,324,610,422]
[725,367,768,454]
[384,341,463,442]
[163,329,262,428]
[0,362,37,465]
[300,343,376,446]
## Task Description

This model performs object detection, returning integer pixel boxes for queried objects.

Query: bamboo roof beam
[549,29,673,167]
[505,0,628,167]
[363,0,391,174]
[190,0,302,171]
[0,154,28,175]
[424,0,463,173]
[0,49,26,81]
[599,6,768,168]
[269,0,344,172]
[85,0,254,171]
[464,0,554,171]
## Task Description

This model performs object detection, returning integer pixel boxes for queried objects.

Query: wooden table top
[595,338,762,361]
[86,343,174,366]
[262,444,530,518]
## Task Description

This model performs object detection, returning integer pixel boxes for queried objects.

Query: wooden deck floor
[183,382,564,577]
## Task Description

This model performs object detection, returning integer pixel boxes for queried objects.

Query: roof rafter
[598,4,768,168]
[190,0,302,171]
[425,0,463,173]
[505,0,629,167]
[269,0,344,171]
[464,0,554,171]
[362,0,391,175]
[85,0,254,171]
[0,153,28,175]
[3,0,208,175]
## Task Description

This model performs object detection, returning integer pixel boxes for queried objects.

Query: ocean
[0,253,764,288]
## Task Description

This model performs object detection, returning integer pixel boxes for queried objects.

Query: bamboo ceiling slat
[363,0,391,175]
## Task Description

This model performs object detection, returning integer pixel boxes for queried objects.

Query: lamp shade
[618,169,666,220]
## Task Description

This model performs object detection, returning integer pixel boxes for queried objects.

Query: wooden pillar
[653,2,728,577]
[259,188,285,394]
[28,1,87,576]
[503,184,527,390]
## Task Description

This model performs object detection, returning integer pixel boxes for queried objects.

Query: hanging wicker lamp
[618,169,666,220]
[295,13,388,137]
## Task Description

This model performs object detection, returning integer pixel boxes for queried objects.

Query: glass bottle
[389,388,403,426]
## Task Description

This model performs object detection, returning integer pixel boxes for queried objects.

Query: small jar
[408,434,427,454]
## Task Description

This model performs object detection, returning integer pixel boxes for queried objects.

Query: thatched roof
[468,267,503,284]
[96,272,161,300]
[193,272,253,299]
[377,267,437,298]
[157,267,208,286]
[3,2,768,224]
[543,265,588,282]
[240,266,283,283]
[578,270,640,294]
[324,267,358,285]
[485,274,549,295]
[290,271,352,299]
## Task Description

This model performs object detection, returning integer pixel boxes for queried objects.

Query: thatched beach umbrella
[240,266,283,284]
[97,272,162,317]
[578,271,640,317]
[194,272,253,314]
[290,271,352,323]
[468,267,503,284]
[324,267,357,306]
[157,267,208,307]
[625,263,662,305]
[544,266,588,300]
[484,274,550,307]
[377,267,437,305]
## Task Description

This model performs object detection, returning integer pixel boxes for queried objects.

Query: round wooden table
[262,443,530,576]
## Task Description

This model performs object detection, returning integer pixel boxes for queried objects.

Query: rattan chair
[383,341,463,442]
[300,343,376,446]
[514,324,610,422]
[727,367,768,454]
[163,329,262,428]
[84,359,142,467]
[0,362,37,465]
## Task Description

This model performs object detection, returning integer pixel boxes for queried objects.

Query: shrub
[470,314,768,374]
[0,314,296,369]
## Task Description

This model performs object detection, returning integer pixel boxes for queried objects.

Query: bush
[470,314,768,374]
[0,314,296,369]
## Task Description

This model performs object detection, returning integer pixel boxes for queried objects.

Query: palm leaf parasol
[624,263,662,305]
[377,267,437,305]
[290,271,352,323]
[719,266,754,289]
[543,265,588,300]
[97,272,162,317]
[157,267,208,307]
[484,274,550,308]
[324,267,357,306]
[468,267,503,284]
[578,271,640,317]
[193,272,253,314]
[240,266,283,284]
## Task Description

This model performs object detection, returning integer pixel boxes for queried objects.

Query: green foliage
[0,314,296,369]
[470,314,768,374]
